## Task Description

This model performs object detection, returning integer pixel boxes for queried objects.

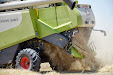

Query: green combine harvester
[0,0,95,71]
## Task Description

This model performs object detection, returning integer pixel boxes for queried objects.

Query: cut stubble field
[0,62,113,75]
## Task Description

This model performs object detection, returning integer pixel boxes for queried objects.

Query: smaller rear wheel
[16,48,41,71]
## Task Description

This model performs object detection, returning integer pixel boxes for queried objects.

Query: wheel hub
[21,57,30,69]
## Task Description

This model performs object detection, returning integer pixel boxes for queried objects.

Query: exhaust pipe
[0,0,76,10]
[63,0,76,10]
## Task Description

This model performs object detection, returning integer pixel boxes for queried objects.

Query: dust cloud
[43,27,99,71]
[88,30,113,72]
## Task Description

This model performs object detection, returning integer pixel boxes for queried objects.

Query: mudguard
[43,33,68,48]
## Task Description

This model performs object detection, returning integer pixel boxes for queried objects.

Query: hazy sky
[78,0,113,31]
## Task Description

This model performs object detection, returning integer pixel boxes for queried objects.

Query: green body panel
[53,21,73,32]
[36,19,73,38]
[57,18,71,26]
[67,6,82,27]
[29,9,38,32]
[56,6,70,19]
[0,10,36,50]
[39,7,56,20]
[55,6,74,32]
[71,47,84,58]
[37,19,57,38]
[38,7,57,27]
[44,20,57,27]
[37,6,82,38]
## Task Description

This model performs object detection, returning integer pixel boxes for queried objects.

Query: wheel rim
[21,57,30,69]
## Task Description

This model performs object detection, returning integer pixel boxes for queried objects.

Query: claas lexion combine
[0,0,95,71]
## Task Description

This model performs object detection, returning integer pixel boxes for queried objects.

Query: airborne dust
[44,28,100,72]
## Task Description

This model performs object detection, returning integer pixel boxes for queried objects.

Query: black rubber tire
[15,48,41,71]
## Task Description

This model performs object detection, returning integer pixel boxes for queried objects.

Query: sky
[78,0,113,31]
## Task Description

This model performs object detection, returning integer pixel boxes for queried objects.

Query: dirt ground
[0,62,113,75]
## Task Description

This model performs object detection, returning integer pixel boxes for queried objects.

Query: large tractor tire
[15,48,41,71]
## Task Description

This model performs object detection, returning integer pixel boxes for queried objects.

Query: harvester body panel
[37,6,83,38]
[0,10,36,50]
[0,3,95,60]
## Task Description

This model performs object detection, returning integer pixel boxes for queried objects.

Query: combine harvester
[0,0,98,71]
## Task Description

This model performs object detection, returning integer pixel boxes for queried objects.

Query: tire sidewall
[16,49,40,71]
[16,52,32,70]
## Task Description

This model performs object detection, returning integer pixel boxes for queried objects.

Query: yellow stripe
[36,8,38,16]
